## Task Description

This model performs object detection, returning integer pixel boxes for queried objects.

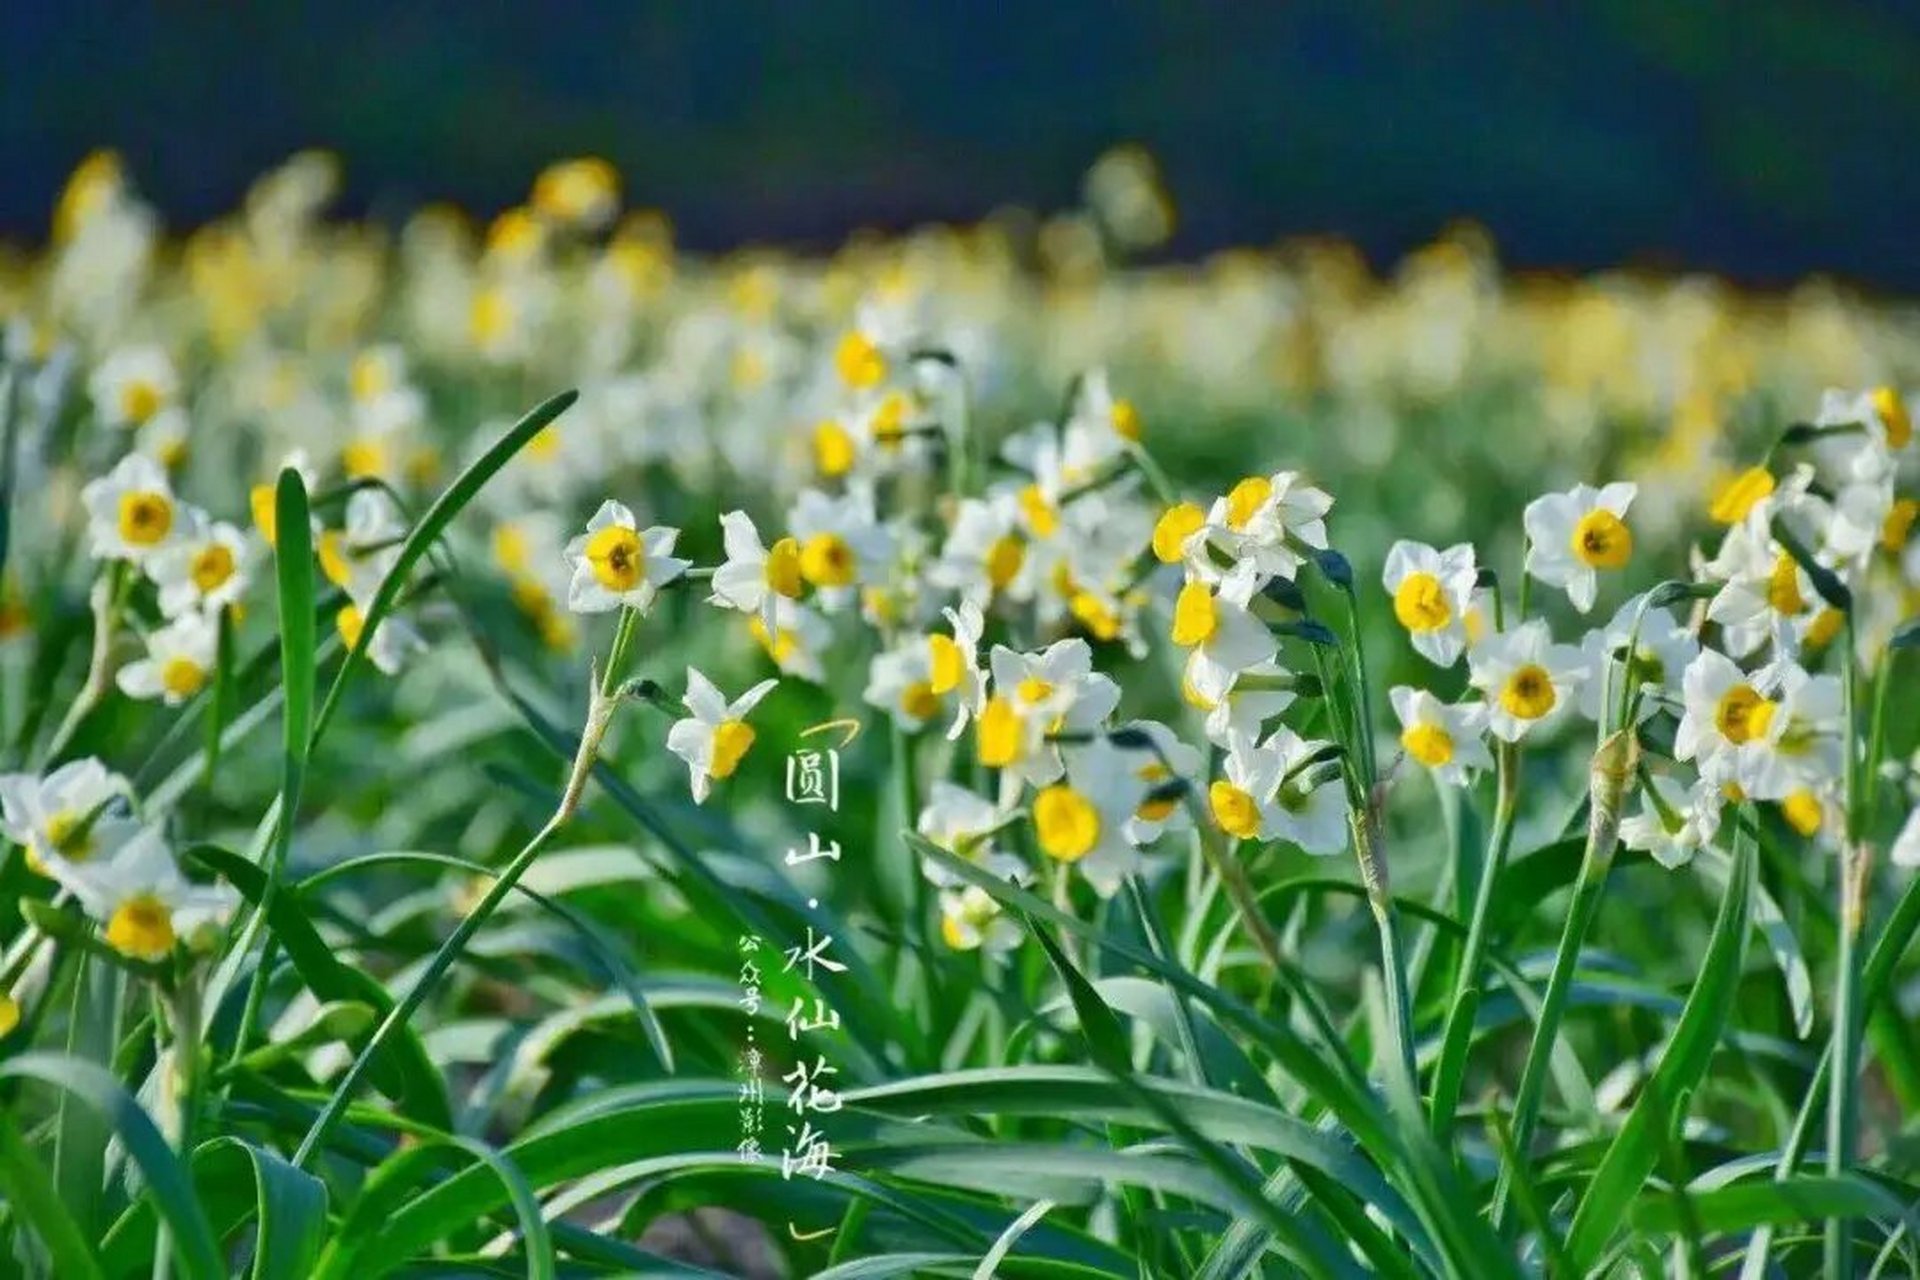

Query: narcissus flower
[1032,739,1149,895]
[1576,594,1700,720]
[939,884,1022,952]
[863,637,947,733]
[563,500,689,615]
[979,640,1121,788]
[1620,772,1723,869]
[117,613,219,705]
[1208,728,1346,854]
[88,345,178,428]
[666,668,779,803]
[0,758,137,875]
[917,782,1022,887]
[1468,620,1587,741]
[1382,540,1478,667]
[786,488,894,599]
[1524,481,1637,613]
[1389,687,1493,786]
[1169,563,1275,704]
[82,454,196,565]
[1206,470,1332,580]
[147,520,252,618]
[927,601,988,739]
[44,825,235,963]
[710,510,804,632]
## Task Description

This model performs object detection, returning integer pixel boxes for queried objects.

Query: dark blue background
[5,3,1917,288]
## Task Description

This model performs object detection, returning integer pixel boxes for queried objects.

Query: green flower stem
[1430,739,1518,1133]
[1826,612,1869,1279]
[1492,726,1637,1231]
[291,656,621,1170]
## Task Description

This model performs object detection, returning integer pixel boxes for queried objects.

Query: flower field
[1,150,1919,1277]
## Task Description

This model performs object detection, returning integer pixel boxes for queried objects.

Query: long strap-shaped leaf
[0,1053,224,1280]
[0,1110,107,1280]
[1565,825,1755,1266]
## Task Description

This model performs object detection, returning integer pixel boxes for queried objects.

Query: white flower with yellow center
[710,510,805,633]
[1703,496,1834,658]
[1169,563,1276,705]
[1204,470,1332,580]
[1382,540,1478,666]
[563,500,689,615]
[1523,481,1637,613]
[1733,662,1844,802]
[1113,720,1204,843]
[1070,367,1145,452]
[748,598,831,684]
[932,494,1032,606]
[1675,649,1775,777]
[44,825,235,964]
[531,156,620,230]
[864,637,949,733]
[979,640,1122,789]
[1389,687,1492,786]
[1620,772,1723,870]
[786,488,894,604]
[318,489,409,601]
[917,782,1023,888]
[1000,424,1105,540]
[938,884,1023,953]
[1182,661,1296,750]
[88,345,177,428]
[0,758,137,877]
[146,519,253,618]
[1149,500,1214,572]
[666,668,778,804]
[1810,386,1912,484]
[333,599,426,676]
[81,453,195,565]
[1468,620,1587,742]
[1033,739,1150,896]
[1207,728,1346,855]
[1576,594,1700,721]
[117,612,219,705]
[928,601,988,739]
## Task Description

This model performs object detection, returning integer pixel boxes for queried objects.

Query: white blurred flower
[0,758,138,876]
[82,453,197,565]
[117,613,219,705]
[45,825,235,962]
[146,519,253,618]
[88,345,177,429]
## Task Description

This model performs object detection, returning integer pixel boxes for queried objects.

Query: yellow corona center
[350,351,391,403]
[1714,685,1776,745]
[120,379,163,425]
[250,484,278,545]
[1019,485,1059,539]
[1016,677,1053,705]
[749,616,799,666]
[1392,571,1451,632]
[105,894,175,962]
[1170,580,1217,647]
[764,536,804,598]
[1033,785,1100,861]
[1805,607,1845,650]
[1181,673,1217,711]
[940,912,970,950]
[44,810,89,863]
[899,681,940,722]
[336,603,366,651]
[834,331,887,389]
[799,532,856,588]
[1110,398,1142,441]
[585,525,644,593]
[1499,664,1557,720]
[1135,764,1177,822]
[1209,781,1261,840]
[870,393,910,449]
[1402,721,1455,768]
[160,656,206,700]
[117,491,174,547]
[709,720,755,779]
[1708,466,1775,524]
[470,287,513,347]
[985,534,1025,590]
[1070,591,1121,641]
[1151,502,1206,564]
[318,530,354,590]
[1872,385,1911,450]
[1883,499,1918,553]
[1781,790,1824,838]
[492,524,530,575]
[812,420,856,477]
[1766,553,1807,616]
[0,994,17,1037]
[976,697,1022,767]
[189,542,236,594]
[1225,475,1272,530]
[928,634,964,694]
[1570,508,1633,569]
[341,436,388,480]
